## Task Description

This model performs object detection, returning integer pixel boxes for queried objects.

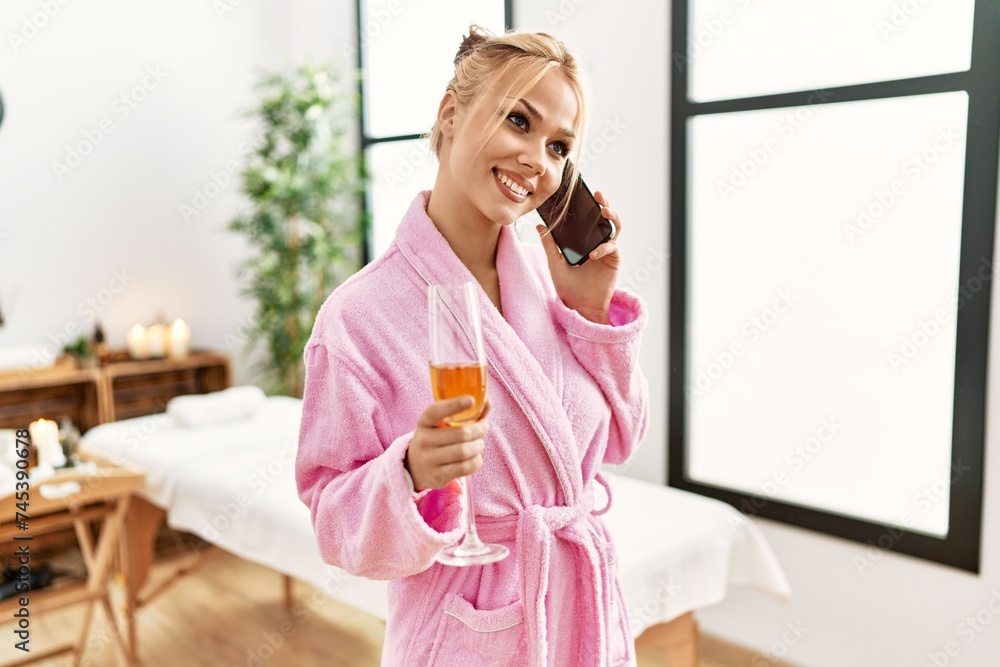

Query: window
[356,0,512,262]
[670,0,999,572]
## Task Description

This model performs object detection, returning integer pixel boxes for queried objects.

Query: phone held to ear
[535,161,615,266]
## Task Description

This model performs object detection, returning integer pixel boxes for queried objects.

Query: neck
[426,176,502,275]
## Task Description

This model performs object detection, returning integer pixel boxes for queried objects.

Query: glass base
[435,542,509,567]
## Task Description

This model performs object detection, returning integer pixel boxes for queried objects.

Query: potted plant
[62,336,96,369]
[228,61,367,398]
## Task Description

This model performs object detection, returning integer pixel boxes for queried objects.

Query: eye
[507,110,528,129]
[507,111,571,159]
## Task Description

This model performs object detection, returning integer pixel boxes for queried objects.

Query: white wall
[511,2,999,666]
[0,0,356,385]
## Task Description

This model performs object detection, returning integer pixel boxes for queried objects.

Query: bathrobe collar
[394,190,583,504]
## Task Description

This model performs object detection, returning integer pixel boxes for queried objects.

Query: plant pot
[74,356,97,370]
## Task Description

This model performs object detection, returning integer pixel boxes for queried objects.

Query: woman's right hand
[404,396,492,493]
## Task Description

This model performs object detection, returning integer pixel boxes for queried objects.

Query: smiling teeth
[496,170,529,196]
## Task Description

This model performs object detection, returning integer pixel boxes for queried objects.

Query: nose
[518,140,547,179]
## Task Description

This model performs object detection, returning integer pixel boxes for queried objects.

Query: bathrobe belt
[477,476,616,667]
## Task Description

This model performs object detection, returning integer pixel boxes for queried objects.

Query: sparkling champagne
[430,362,487,425]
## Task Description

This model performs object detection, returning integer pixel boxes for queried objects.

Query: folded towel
[167,385,267,427]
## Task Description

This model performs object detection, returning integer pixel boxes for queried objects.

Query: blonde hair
[425,24,590,229]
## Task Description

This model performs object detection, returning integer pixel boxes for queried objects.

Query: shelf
[0,349,231,432]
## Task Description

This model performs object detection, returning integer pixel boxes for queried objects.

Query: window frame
[354,0,515,265]
[668,0,999,573]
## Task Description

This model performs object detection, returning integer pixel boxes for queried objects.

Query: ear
[437,89,459,139]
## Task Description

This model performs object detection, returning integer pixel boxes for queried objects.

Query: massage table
[79,394,791,664]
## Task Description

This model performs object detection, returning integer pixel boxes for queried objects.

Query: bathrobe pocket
[428,593,527,666]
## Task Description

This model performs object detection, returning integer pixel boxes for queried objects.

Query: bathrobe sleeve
[549,288,650,465]
[295,339,465,580]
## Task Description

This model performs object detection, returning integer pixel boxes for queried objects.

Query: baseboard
[700,631,800,667]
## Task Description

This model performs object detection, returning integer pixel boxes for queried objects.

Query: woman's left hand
[536,190,621,324]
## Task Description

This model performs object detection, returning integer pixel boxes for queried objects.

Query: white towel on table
[166,385,267,427]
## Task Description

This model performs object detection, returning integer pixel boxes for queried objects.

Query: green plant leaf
[228,60,365,398]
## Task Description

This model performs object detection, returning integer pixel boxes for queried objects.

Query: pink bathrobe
[296,190,649,666]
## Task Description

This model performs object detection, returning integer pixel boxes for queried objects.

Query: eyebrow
[506,97,576,140]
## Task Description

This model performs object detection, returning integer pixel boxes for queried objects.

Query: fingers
[411,396,491,490]
[411,440,484,491]
[590,240,619,261]
[418,398,490,445]
[591,191,620,261]
[593,191,622,239]
[417,427,484,480]
[429,419,489,446]
[431,438,485,468]
[418,396,474,428]
[440,453,484,479]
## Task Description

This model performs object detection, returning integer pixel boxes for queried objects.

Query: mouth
[493,168,532,201]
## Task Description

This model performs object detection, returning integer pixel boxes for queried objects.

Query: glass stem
[460,474,485,549]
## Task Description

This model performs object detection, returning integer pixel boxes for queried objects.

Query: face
[440,68,580,226]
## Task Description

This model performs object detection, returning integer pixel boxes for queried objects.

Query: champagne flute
[428,282,509,566]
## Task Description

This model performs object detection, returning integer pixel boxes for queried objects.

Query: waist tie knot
[535,501,588,532]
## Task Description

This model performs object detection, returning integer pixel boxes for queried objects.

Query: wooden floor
[0,542,747,667]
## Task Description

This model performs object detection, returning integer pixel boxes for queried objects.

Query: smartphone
[536,162,615,266]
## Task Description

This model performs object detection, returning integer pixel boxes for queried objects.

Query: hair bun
[454,24,491,65]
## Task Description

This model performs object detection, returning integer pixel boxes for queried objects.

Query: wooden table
[0,454,144,666]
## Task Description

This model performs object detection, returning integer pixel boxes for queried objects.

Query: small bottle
[58,416,81,465]
[93,320,110,365]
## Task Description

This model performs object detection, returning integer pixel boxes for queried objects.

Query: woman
[296,24,649,666]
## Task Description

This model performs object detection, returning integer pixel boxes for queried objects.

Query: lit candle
[29,418,65,469]
[147,323,165,357]
[169,318,191,358]
[127,324,150,359]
